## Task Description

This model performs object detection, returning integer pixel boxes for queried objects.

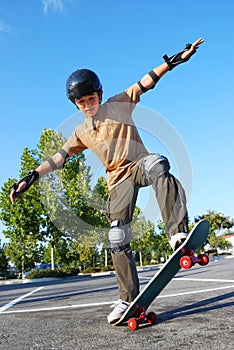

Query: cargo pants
[107,154,188,302]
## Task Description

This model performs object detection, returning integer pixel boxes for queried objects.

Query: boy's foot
[169,232,188,251]
[107,299,130,324]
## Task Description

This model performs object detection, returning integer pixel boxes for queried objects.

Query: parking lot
[0,256,233,350]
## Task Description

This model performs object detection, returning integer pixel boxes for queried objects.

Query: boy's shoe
[169,232,188,251]
[107,299,130,324]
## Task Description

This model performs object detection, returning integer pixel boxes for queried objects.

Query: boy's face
[74,92,101,117]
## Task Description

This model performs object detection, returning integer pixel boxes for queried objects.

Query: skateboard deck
[113,219,210,329]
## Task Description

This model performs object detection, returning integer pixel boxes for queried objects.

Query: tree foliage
[196,210,233,250]
[131,209,171,266]
[0,240,9,276]
[0,129,94,273]
[0,147,44,273]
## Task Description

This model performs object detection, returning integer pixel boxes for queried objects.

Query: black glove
[163,43,198,71]
[11,170,39,197]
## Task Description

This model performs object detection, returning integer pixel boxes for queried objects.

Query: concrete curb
[0,265,160,286]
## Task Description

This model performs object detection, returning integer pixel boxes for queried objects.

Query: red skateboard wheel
[180,255,193,269]
[147,312,157,325]
[128,317,139,331]
[198,254,209,266]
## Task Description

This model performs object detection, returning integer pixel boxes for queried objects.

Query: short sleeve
[62,129,87,156]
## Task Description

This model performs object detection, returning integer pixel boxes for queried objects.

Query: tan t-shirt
[62,83,149,190]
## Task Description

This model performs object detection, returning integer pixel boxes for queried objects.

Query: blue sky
[0,0,234,241]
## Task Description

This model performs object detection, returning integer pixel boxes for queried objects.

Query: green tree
[151,220,172,263]
[71,241,99,270]
[196,210,233,250]
[43,237,71,266]
[89,176,109,227]
[0,240,9,276]
[38,129,107,267]
[37,129,98,268]
[0,128,96,272]
[90,176,110,266]
[131,207,156,266]
[0,148,44,275]
[37,129,69,269]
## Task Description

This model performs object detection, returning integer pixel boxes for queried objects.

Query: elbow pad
[137,70,160,93]
[47,149,69,171]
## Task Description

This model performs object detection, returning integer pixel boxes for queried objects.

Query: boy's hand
[181,37,204,60]
[163,37,204,70]
[10,170,39,204]
[10,181,26,204]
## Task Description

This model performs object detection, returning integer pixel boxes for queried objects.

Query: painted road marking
[139,276,234,283]
[1,284,233,314]
[0,286,44,313]
[174,277,234,283]
[0,301,114,314]
[157,285,234,298]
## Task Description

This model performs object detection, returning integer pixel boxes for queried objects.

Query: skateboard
[113,219,210,330]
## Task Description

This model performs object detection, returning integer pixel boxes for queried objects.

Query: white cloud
[43,0,65,14]
[0,21,10,34]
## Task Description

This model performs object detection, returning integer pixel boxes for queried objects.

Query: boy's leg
[107,178,140,302]
[153,172,188,238]
[138,154,189,241]
[111,246,139,302]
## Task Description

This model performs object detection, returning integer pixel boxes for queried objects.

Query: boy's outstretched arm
[10,149,69,204]
[138,37,204,92]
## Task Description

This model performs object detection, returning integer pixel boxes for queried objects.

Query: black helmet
[66,68,103,101]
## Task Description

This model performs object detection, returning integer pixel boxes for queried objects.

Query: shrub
[100,265,114,272]
[25,267,79,279]
[82,266,115,274]
[82,267,97,274]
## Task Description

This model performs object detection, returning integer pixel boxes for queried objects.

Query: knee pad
[108,220,132,251]
[143,154,170,182]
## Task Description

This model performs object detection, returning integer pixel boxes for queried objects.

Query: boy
[10,38,204,324]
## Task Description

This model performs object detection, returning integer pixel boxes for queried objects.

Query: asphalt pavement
[0,256,233,350]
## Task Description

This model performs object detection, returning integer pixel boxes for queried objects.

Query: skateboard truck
[180,248,209,269]
[127,307,157,331]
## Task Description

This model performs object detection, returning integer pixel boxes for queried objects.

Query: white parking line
[1,301,114,314]
[1,284,233,314]
[175,278,234,283]
[157,284,234,298]
[0,286,44,313]
[139,276,234,283]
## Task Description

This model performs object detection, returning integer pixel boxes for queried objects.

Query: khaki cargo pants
[107,154,188,302]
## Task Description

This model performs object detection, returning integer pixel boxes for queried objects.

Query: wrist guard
[163,43,196,71]
[11,170,39,197]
